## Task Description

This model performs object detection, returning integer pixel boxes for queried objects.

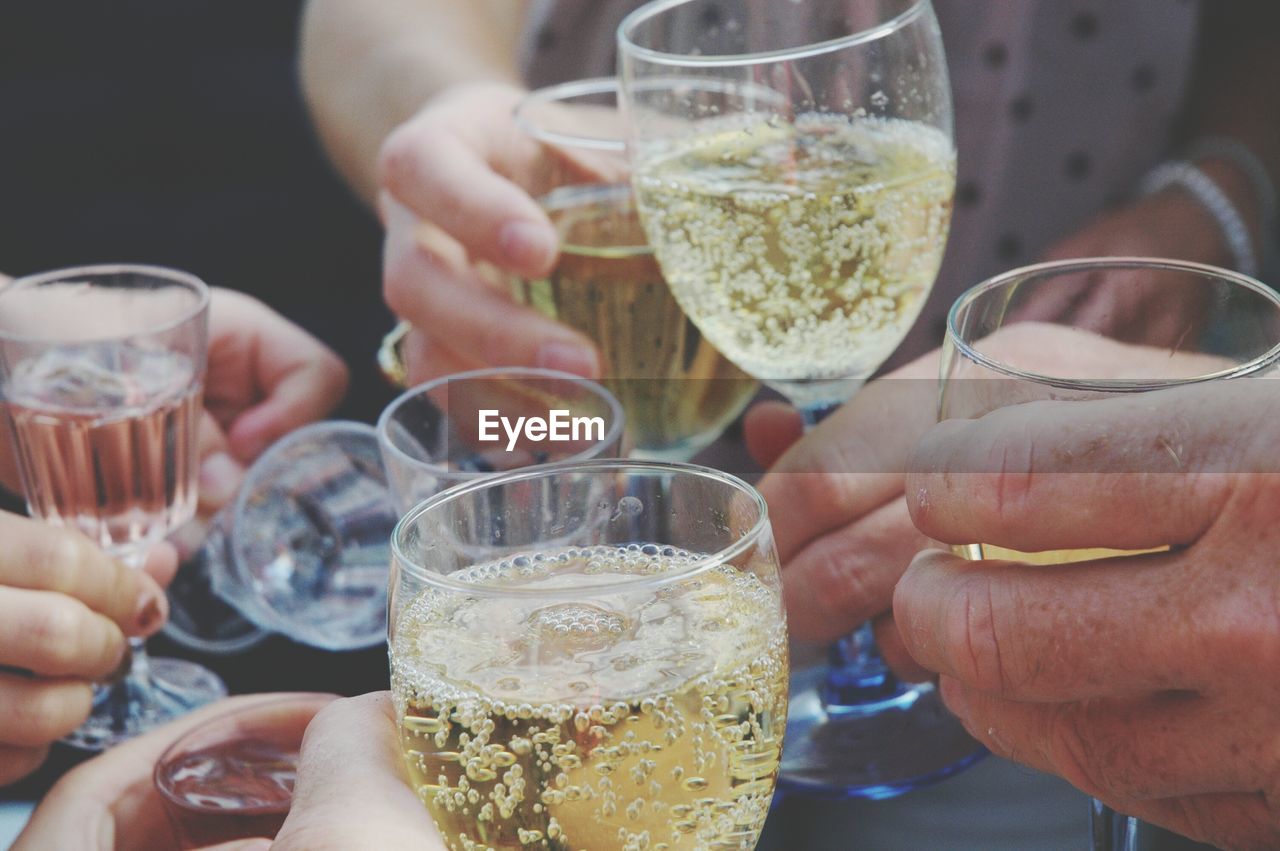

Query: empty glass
[166,368,625,652]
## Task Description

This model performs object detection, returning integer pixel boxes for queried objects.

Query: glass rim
[0,263,211,346]
[947,256,1280,392]
[152,692,339,816]
[375,366,627,480]
[391,458,771,597]
[539,183,651,257]
[515,77,627,153]
[618,0,930,68]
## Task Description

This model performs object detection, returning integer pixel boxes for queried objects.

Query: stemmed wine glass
[511,77,758,461]
[0,265,227,749]
[619,0,976,795]
[390,459,788,849]
[939,258,1280,850]
[165,367,625,653]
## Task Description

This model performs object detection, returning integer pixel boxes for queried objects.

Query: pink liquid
[3,346,200,552]
[157,738,297,848]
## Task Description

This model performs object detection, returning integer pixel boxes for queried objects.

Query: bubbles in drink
[392,544,788,850]
[634,115,955,403]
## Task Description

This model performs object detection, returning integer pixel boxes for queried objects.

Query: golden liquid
[392,545,788,851]
[513,187,758,460]
[955,544,1168,564]
[634,115,955,400]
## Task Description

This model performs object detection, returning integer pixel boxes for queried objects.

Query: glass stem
[114,547,156,706]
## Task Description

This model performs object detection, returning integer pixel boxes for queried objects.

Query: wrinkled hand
[741,353,941,677]
[377,81,601,385]
[897,379,1280,850]
[195,289,349,513]
[0,512,172,787]
[1017,192,1228,345]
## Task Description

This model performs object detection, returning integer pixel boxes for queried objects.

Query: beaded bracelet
[1140,160,1259,278]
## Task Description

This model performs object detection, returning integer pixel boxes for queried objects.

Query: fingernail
[134,590,167,636]
[536,342,600,378]
[199,452,245,508]
[499,220,558,270]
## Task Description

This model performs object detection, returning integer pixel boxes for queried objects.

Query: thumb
[274,693,443,850]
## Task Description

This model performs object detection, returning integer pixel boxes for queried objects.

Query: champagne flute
[512,78,758,461]
[390,459,788,850]
[0,265,227,749]
[939,257,1280,850]
[619,0,976,796]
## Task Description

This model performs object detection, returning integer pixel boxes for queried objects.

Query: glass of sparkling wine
[0,265,227,749]
[619,0,972,796]
[512,78,758,461]
[939,258,1280,851]
[391,459,788,850]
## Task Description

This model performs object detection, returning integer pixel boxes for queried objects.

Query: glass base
[63,656,228,751]
[779,663,986,799]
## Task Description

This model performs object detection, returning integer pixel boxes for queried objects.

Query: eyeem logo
[478,409,605,451]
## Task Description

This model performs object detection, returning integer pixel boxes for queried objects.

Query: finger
[378,106,558,276]
[383,202,599,377]
[940,682,1272,801]
[14,694,315,851]
[760,362,938,562]
[782,497,930,643]
[277,692,441,850]
[142,542,179,591]
[871,612,934,684]
[907,382,1264,553]
[742,401,803,470]
[0,674,92,747]
[0,744,49,786]
[1123,792,1280,851]
[401,329,487,388]
[0,513,168,636]
[0,587,126,678]
[895,549,1214,701]
[196,412,246,517]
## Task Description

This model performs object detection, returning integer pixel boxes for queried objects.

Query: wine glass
[0,264,227,749]
[390,459,788,849]
[512,77,758,461]
[618,0,975,796]
[939,257,1280,850]
[154,693,336,849]
[166,368,626,652]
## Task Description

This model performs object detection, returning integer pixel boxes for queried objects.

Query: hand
[377,81,601,385]
[1018,191,1229,346]
[0,512,172,787]
[741,354,942,678]
[272,693,444,850]
[897,379,1280,850]
[194,289,349,513]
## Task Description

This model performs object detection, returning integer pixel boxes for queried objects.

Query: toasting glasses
[939,258,1280,851]
[619,0,979,796]
[0,265,226,748]
[167,367,625,653]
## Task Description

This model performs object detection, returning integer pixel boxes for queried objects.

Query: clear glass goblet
[166,367,625,653]
[0,264,227,750]
[619,0,978,797]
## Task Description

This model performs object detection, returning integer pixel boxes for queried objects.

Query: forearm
[299,0,525,205]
